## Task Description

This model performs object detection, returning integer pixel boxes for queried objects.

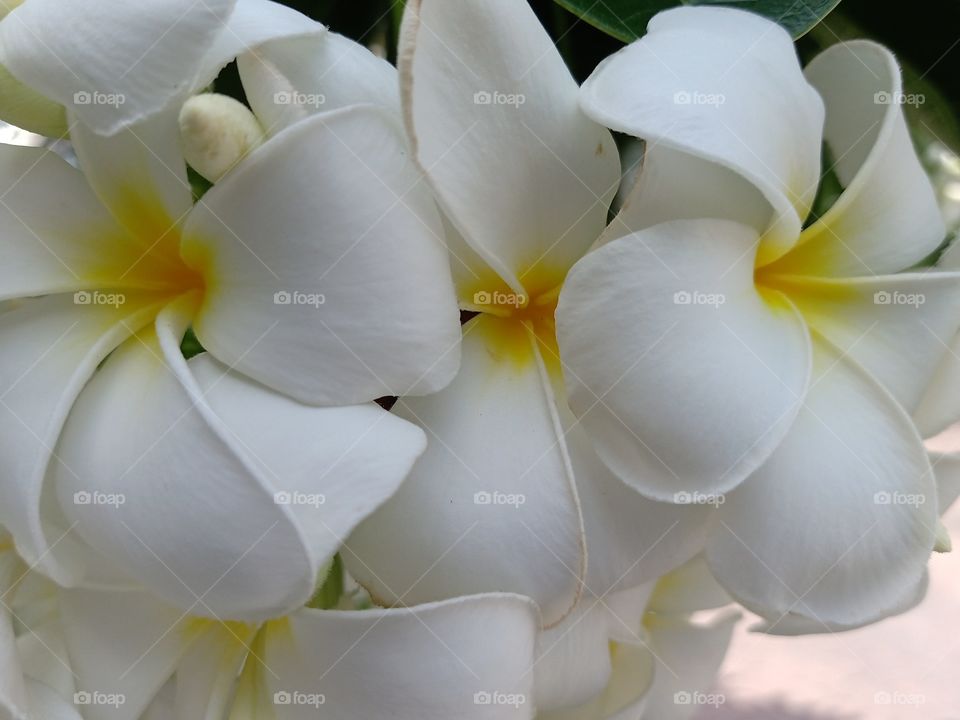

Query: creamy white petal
[0,63,67,138]
[344,315,586,627]
[646,557,731,616]
[0,294,167,584]
[261,595,539,719]
[239,31,400,135]
[60,588,191,720]
[564,404,712,596]
[68,111,192,247]
[771,41,946,277]
[706,341,937,625]
[184,106,461,405]
[914,333,960,438]
[0,0,236,135]
[197,0,324,97]
[53,297,424,620]
[400,0,619,292]
[534,600,614,712]
[767,271,960,412]
[0,145,166,301]
[599,144,773,248]
[580,7,823,264]
[639,611,738,720]
[556,220,811,501]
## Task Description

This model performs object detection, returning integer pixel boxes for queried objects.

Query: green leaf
[180,327,206,360]
[553,0,842,42]
[306,555,344,610]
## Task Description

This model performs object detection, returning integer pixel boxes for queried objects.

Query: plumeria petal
[646,557,731,616]
[399,0,619,293]
[239,31,401,134]
[60,588,193,720]
[23,680,82,720]
[599,144,773,248]
[0,145,166,301]
[0,294,168,584]
[183,106,461,406]
[639,611,739,720]
[0,0,236,135]
[751,571,929,636]
[197,0,323,92]
[0,62,67,138]
[932,452,960,514]
[534,600,615,712]
[564,404,712,595]
[915,338,960,438]
[763,271,960,413]
[580,7,824,265]
[769,41,946,277]
[556,220,811,502]
[52,297,426,620]
[67,110,192,249]
[260,595,539,719]
[706,341,937,626]
[344,315,586,627]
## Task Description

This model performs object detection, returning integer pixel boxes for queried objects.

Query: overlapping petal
[0,145,165,301]
[705,341,937,626]
[344,315,586,627]
[769,41,946,277]
[0,0,237,135]
[557,219,811,501]
[0,294,168,583]
[580,7,824,264]
[399,0,619,293]
[239,31,401,134]
[183,106,461,405]
[764,271,960,413]
[52,298,426,620]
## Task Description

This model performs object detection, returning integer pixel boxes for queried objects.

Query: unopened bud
[179,93,265,182]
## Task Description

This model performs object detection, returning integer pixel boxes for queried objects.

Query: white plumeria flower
[252,0,713,631]
[26,554,734,720]
[537,558,738,720]
[0,2,461,621]
[55,581,541,720]
[555,7,960,628]
[1,532,82,720]
[0,0,324,136]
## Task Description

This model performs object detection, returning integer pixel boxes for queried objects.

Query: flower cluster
[0,0,958,718]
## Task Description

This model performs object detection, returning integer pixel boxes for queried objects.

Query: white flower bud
[178,93,265,183]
